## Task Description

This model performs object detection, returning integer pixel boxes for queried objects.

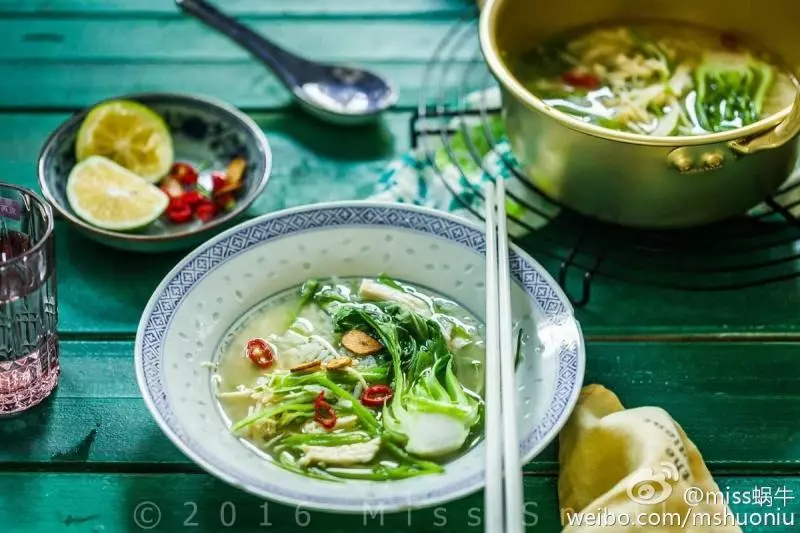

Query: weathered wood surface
[2,2,799,532]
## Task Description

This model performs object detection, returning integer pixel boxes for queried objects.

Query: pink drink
[0,186,59,416]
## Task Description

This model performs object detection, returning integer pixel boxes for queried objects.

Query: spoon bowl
[296,68,399,126]
[177,0,399,125]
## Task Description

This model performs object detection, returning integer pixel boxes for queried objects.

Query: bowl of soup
[134,201,585,512]
[479,0,800,227]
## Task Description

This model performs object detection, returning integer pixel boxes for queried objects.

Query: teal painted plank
[52,224,184,335]
[2,109,408,194]
[49,227,800,335]
[586,342,800,469]
[1,398,188,465]
[0,0,472,16]
[3,341,799,471]
[575,280,800,337]
[5,110,800,335]
[531,254,800,336]
[0,114,63,188]
[0,110,411,334]
[0,19,473,62]
[0,474,796,533]
[0,61,480,108]
[29,224,800,337]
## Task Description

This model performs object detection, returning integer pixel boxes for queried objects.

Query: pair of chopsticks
[484,178,524,533]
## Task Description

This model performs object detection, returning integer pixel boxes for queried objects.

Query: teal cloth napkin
[367,89,559,235]
[368,89,800,233]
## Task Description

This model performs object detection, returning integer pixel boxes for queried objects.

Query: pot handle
[729,75,800,155]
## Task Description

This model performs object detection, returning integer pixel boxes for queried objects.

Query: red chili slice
[314,391,337,429]
[168,194,186,210]
[166,203,193,224]
[561,69,600,90]
[314,391,326,408]
[211,171,228,193]
[170,162,199,186]
[361,384,393,408]
[246,338,274,368]
[181,190,205,207]
[195,201,217,222]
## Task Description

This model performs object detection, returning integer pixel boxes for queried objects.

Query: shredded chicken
[608,85,666,125]
[301,415,358,434]
[606,54,668,89]
[569,27,636,65]
[297,438,381,467]
[591,64,608,79]
[358,279,431,316]
[436,316,473,353]
[269,319,340,369]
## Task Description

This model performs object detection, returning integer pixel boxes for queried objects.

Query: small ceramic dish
[38,92,272,252]
[135,201,585,513]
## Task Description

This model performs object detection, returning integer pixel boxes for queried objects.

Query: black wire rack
[411,13,800,306]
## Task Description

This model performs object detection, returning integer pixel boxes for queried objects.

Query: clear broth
[212,278,487,476]
[513,22,796,136]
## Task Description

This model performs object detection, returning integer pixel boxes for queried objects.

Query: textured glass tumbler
[0,182,59,416]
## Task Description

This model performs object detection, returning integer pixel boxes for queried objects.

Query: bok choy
[332,302,481,458]
[215,276,486,481]
[694,52,775,132]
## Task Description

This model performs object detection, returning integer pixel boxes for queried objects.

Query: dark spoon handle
[176,0,309,88]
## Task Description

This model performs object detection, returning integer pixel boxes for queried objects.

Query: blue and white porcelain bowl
[135,202,585,512]
[38,92,272,252]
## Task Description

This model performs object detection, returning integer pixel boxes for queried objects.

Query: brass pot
[479,0,800,228]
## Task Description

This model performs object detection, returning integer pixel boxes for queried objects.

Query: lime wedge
[76,100,174,182]
[67,155,170,231]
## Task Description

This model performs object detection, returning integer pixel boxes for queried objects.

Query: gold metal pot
[479,0,800,228]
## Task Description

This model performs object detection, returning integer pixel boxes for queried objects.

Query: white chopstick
[496,178,524,533]
[484,179,524,533]
[483,181,504,532]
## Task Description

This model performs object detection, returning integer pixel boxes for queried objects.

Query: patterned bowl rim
[37,91,272,242]
[134,201,585,513]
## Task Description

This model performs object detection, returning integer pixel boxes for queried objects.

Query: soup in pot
[513,23,797,136]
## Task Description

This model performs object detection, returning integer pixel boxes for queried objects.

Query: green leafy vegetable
[276,371,382,433]
[232,401,316,433]
[694,53,774,132]
[281,432,373,447]
[311,282,351,310]
[330,364,389,386]
[297,279,320,310]
[281,279,320,329]
[223,277,486,482]
[376,273,404,291]
[331,302,481,458]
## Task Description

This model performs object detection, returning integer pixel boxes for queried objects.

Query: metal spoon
[176,0,399,125]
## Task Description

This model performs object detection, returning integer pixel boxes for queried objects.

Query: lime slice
[76,100,174,182]
[67,155,170,231]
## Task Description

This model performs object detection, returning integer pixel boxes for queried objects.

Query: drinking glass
[0,182,58,416]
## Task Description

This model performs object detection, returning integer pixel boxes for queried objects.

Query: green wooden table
[2,2,800,531]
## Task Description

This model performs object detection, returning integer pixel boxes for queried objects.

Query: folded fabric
[368,89,506,218]
[559,384,742,532]
[368,86,800,230]
[367,88,559,237]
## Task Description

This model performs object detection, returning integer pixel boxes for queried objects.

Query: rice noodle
[518,23,797,136]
